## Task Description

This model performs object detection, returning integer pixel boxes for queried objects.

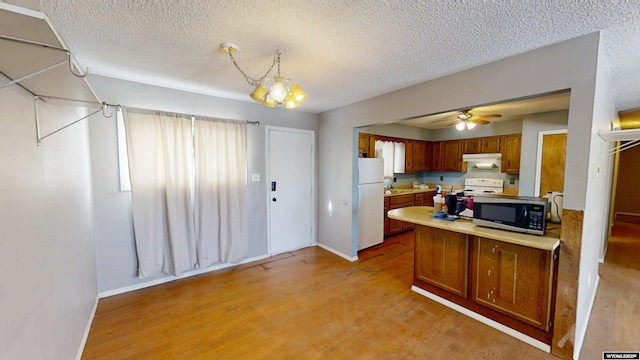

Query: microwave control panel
[528,205,546,231]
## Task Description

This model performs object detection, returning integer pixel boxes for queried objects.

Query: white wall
[519,110,569,196]
[87,75,318,293]
[0,83,97,359]
[317,32,604,356]
[573,36,617,359]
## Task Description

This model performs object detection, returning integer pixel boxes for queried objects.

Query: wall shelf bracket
[33,95,116,148]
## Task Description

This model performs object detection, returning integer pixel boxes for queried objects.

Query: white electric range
[462,178,504,195]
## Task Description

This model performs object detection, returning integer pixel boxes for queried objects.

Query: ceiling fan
[451,109,502,130]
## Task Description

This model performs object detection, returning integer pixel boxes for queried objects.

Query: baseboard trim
[573,274,600,360]
[75,295,99,360]
[411,285,551,353]
[316,243,358,262]
[98,254,270,298]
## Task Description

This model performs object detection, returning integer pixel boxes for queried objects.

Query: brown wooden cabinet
[463,138,482,154]
[405,140,431,173]
[442,140,466,172]
[431,141,443,171]
[423,190,435,206]
[501,134,522,174]
[482,136,501,153]
[404,139,414,172]
[387,194,415,235]
[471,237,554,331]
[411,140,430,172]
[383,197,390,236]
[358,133,376,158]
[431,140,465,172]
[464,136,502,154]
[415,226,469,298]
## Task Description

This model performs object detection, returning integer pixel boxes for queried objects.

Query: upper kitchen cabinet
[442,140,466,172]
[501,134,522,174]
[463,136,502,154]
[482,136,501,153]
[431,140,466,173]
[408,140,431,172]
[404,139,414,172]
[431,141,443,171]
[358,133,376,158]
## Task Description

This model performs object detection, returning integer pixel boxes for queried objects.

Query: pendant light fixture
[221,42,306,109]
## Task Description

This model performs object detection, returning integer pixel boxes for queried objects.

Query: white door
[267,127,315,255]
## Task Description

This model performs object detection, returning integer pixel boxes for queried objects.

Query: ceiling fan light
[467,121,477,130]
[250,84,267,103]
[456,121,466,131]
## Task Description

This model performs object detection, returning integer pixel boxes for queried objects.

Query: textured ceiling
[38,1,640,114]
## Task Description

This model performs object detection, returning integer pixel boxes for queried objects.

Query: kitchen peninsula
[388,206,560,352]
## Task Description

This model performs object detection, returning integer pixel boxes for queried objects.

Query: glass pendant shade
[466,121,477,130]
[269,77,288,104]
[456,121,466,131]
[250,84,267,103]
[289,85,307,102]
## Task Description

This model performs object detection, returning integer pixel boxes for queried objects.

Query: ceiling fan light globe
[467,122,477,130]
[456,121,466,131]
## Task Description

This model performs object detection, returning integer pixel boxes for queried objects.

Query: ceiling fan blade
[470,119,490,125]
[473,114,502,120]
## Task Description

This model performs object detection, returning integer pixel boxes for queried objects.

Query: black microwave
[472,195,548,235]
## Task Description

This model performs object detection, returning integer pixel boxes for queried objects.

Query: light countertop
[384,188,436,197]
[387,206,560,251]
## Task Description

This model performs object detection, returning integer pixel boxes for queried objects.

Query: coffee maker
[445,193,461,216]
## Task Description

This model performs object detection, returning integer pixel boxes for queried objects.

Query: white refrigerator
[357,158,384,251]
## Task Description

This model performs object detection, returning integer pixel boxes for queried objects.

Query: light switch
[251,173,260,182]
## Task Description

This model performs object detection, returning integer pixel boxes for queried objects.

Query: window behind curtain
[123,110,248,278]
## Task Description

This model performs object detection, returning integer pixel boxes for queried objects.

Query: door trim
[265,126,316,256]
[534,129,567,197]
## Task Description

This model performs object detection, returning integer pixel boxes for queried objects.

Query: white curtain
[124,111,249,278]
[124,111,196,278]
[194,117,248,267]
[375,140,396,177]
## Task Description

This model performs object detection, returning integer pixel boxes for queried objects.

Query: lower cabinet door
[472,237,553,331]
[415,226,468,298]
[388,203,404,234]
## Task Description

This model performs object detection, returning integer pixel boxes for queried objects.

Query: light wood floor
[579,220,640,358]
[82,223,640,359]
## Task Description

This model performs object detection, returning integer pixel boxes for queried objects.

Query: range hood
[462,153,502,162]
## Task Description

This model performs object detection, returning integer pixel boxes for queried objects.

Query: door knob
[272,198,277,202]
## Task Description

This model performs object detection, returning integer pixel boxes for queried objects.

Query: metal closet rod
[0,34,88,91]
[33,96,260,148]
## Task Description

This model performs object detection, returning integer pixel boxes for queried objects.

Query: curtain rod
[120,105,260,126]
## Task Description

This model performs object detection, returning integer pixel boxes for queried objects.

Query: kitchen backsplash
[392,160,519,193]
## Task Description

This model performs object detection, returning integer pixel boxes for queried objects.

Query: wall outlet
[440,176,444,181]
[510,178,515,184]
[393,177,397,182]
[251,173,260,182]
